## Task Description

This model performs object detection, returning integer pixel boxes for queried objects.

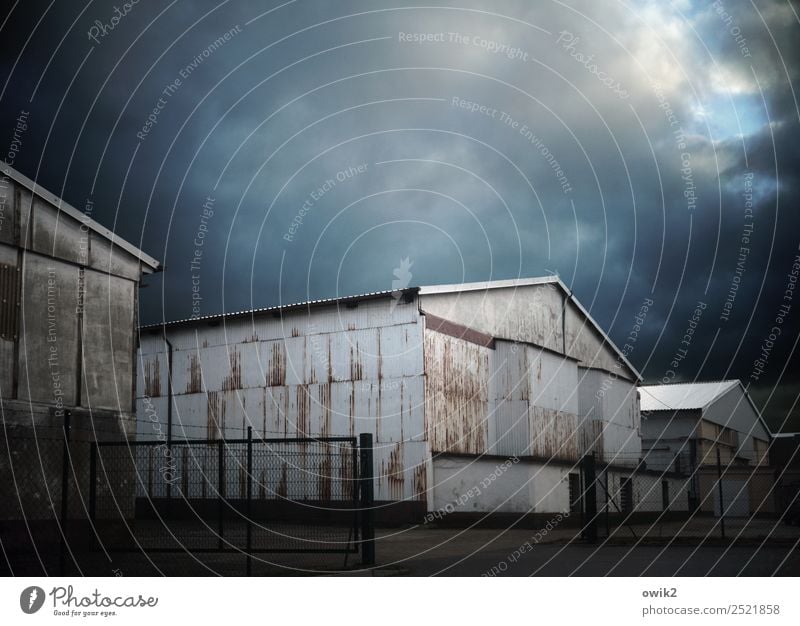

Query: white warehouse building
[137,277,688,522]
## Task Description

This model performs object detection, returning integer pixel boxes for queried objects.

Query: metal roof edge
[140,287,416,330]
[737,380,775,440]
[1,161,161,271]
[698,379,741,412]
[417,275,559,295]
[553,277,643,382]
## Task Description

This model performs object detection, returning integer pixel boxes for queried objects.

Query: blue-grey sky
[2,0,799,429]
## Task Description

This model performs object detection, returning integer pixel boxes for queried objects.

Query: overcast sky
[1,0,799,430]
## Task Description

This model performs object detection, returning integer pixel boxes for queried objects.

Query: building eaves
[1,161,161,271]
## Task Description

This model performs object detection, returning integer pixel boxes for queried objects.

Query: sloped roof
[421,276,642,381]
[1,162,161,271]
[143,275,641,380]
[639,380,739,412]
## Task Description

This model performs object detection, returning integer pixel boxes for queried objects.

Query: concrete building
[640,380,773,515]
[0,162,160,523]
[137,276,688,521]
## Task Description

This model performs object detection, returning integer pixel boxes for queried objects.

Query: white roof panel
[639,380,739,412]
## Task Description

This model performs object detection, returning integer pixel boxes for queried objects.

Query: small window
[620,477,633,514]
[661,480,670,511]
[568,473,581,513]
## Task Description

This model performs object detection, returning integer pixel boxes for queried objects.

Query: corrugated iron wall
[424,329,490,454]
[136,297,429,502]
[136,287,647,509]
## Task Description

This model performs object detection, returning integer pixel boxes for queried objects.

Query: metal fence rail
[1,421,376,575]
[90,430,373,567]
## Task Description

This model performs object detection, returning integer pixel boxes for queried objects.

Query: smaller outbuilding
[640,380,773,516]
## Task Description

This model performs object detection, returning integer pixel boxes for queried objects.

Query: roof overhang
[1,161,161,272]
[421,275,642,381]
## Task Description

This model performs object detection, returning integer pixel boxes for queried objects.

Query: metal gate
[89,431,375,570]
[714,480,750,517]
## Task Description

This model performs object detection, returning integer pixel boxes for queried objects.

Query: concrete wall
[0,175,151,522]
[0,177,146,418]
[432,454,574,514]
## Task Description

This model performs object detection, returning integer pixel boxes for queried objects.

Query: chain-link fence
[577,454,785,544]
[1,418,375,576]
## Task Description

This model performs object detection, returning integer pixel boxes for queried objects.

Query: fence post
[58,409,72,575]
[358,433,375,566]
[218,439,224,550]
[716,446,726,539]
[89,441,97,521]
[581,454,597,544]
[246,427,253,576]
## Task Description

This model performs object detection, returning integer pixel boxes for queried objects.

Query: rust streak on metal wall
[143,357,161,397]
[424,330,489,455]
[187,353,203,394]
[276,465,288,498]
[222,349,242,391]
[207,391,224,439]
[413,463,427,501]
[296,384,309,436]
[268,342,286,386]
[318,452,332,501]
[319,383,331,438]
[349,343,363,381]
[181,447,189,494]
[382,442,405,501]
[529,406,579,461]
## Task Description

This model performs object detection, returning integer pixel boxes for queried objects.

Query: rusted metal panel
[378,323,424,379]
[328,328,380,383]
[263,340,287,387]
[424,313,495,348]
[303,332,329,384]
[374,440,428,502]
[424,329,490,455]
[225,342,258,389]
[329,381,356,438]
[579,418,605,460]
[419,283,565,353]
[161,297,420,352]
[137,352,168,399]
[529,406,579,461]
[307,382,332,437]
[263,386,289,436]
[281,336,306,386]
[401,376,425,442]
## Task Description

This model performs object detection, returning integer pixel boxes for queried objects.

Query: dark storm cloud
[1,0,799,429]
